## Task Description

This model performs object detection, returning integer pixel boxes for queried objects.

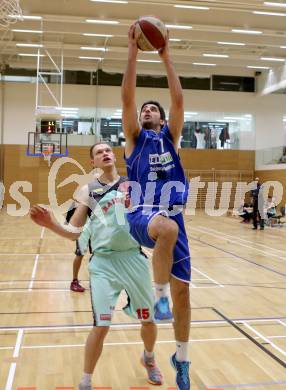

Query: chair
[269,206,286,227]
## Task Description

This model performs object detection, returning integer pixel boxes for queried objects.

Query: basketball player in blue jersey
[30,143,163,389]
[121,24,191,390]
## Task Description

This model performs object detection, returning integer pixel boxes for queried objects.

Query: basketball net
[42,144,54,167]
[0,0,22,29]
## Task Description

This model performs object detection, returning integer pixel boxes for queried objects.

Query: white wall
[2,82,286,151]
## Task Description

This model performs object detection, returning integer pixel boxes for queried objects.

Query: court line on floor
[243,322,286,357]
[196,225,286,261]
[28,228,45,291]
[190,233,286,278]
[5,362,16,390]
[1,315,286,332]
[13,329,24,358]
[213,308,286,369]
[208,380,286,389]
[1,334,286,352]
[198,224,286,255]
[191,266,224,288]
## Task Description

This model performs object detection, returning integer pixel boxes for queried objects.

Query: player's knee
[158,218,178,239]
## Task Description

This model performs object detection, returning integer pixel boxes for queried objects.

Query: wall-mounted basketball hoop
[26,132,68,167]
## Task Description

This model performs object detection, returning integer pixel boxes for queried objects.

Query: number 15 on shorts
[136,308,150,320]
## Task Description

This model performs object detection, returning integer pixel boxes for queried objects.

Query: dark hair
[89,141,112,158]
[140,100,166,122]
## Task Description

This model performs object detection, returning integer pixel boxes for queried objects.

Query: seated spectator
[239,200,253,223]
[264,196,276,219]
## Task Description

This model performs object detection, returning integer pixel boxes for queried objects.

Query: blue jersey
[125,125,188,209]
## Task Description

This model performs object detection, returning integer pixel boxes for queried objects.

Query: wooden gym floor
[0,209,286,390]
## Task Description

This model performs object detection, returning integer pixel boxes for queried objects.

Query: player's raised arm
[121,24,140,156]
[159,33,184,148]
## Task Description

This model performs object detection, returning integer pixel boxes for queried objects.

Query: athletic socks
[144,350,154,359]
[154,282,169,301]
[80,372,92,386]
[176,341,189,362]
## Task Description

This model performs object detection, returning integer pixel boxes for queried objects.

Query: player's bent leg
[78,326,109,390]
[170,277,191,390]
[148,216,178,321]
[148,215,178,284]
[140,321,163,385]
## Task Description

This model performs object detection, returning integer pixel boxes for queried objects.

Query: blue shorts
[127,208,191,283]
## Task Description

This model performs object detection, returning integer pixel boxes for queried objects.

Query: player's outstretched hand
[30,205,53,228]
[128,23,138,56]
[158,30,170,61]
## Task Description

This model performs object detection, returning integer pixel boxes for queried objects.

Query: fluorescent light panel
[232,29,262,35]
[79,56,103,60]
[86,19,119,24]
[9,15,42,20]
[165,24,192,30]
[261,56,285,61]
[80,46,107,51]
[16,43,43,48]
[90,0,127,3]
[264,2,286,8]
[174,5,210,10]
[18,53,45,57]
[203,53,229,58]
[253,11,286,16]
[247,65,270,69]
[12,29,43,34]
[169,38,181,42]
[193,62,216,66]
[83,33,113,37]
[137,59,161,63]
[218,41,245,46]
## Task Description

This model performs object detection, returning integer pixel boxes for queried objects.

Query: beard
[141,118,160,130]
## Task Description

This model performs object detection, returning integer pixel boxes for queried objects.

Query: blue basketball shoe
[170,353,190,390]
[154,297,173,321]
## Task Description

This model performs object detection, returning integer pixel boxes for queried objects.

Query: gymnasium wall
[2,145,254,209]
[1,81,286,150]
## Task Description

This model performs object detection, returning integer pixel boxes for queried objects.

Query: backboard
[27,132,68,166]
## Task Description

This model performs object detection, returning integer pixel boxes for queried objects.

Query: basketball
[134,16,167,51]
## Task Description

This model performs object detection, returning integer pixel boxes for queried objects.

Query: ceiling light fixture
[203,53,229,58]
[247,65,270,69]
[16,43,43,48]
[165,24,192,30]
[80,46,107,51]
[253,11,286,16]
[137,59,161,63]
[264,2,286,8]
[18,53,45,57]
[232,29,263,35]
[9,15,42,20]
[217,41,245,46]
[12,29,43,34]
[261,56,285,61]
[79,56,103,60]
[83,33,113,37]
[86,19,119,24]
[90,0,128,3]
[192,62,216,66]
[174,5,210,10]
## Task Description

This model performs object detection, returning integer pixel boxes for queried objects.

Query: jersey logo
[149,152,173,166]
